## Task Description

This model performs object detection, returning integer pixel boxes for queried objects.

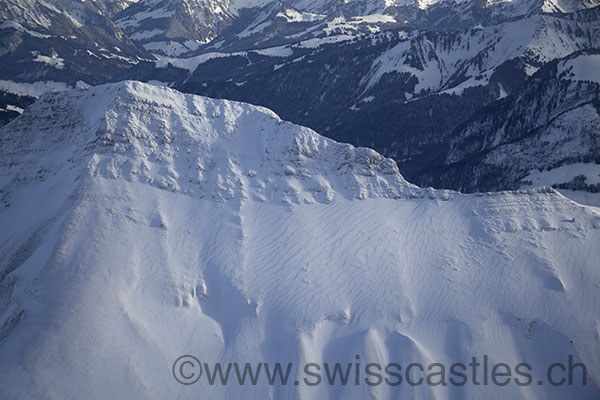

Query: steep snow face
[1,82,600,399]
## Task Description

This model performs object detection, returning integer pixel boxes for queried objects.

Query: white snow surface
[559,54,600,84]
[522,163,600,187]
[1,81,600,399]
[276,8,325,23]
[0,80,70,97]
[0,79,91,98]
[31,54,65,69]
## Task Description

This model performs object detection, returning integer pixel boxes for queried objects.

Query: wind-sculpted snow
[0,82,600,399]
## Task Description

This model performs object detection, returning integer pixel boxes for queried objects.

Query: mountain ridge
[1,81,429,207]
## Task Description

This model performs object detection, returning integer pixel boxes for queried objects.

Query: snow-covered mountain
[112,0,600,57]
[1,0,599,196]
[1,82,600,399]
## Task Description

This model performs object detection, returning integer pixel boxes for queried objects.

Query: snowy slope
[520,162,600,208]
[360,12,599,94]
[558,52,600,84]
[1,82,600,399]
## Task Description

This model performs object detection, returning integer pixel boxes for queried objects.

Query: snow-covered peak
[1,81,422,206]
[2,82,600,400]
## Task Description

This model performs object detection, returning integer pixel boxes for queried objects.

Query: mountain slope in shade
[113,0,600,57]
[115,0,233,49]
[169,3,599,195]
[1,82,600,399]
[407,50,600,193]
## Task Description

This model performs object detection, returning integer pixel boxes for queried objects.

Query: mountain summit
[1,81,417,206]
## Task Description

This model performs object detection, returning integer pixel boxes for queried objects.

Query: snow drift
[0,81,599,399]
